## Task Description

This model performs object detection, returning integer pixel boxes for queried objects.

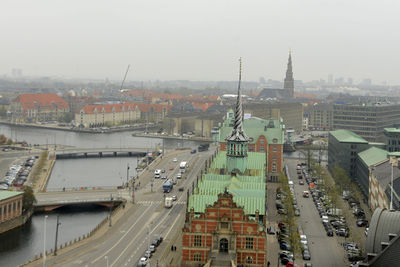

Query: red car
[299,180,304,185]
[169,166,174,170]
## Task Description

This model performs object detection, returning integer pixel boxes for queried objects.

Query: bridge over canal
[55,147,148,159]
[34,189,125,211]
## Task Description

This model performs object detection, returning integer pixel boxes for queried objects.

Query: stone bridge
[34,189,125,211]
[55,147,148,159]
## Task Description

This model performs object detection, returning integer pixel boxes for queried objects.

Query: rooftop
[330,129,368,144]
[358,147,388,167]
[0,191,23,201]
[384,128,400,134]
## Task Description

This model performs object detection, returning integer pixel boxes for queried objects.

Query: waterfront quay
[23,145,217,267]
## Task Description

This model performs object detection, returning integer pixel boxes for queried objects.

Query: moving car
[173,158,177,162]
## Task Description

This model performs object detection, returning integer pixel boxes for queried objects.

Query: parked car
[267,226,276,235]
[356,219,368,227]
[302,250,311,260]
[172,158,177,162]
[190,149,197,154]
[144,250,152,258]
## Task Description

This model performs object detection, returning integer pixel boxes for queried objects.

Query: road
[30,147,215,267]
[285,158,347,267]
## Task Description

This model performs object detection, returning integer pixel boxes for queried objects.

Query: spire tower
[226,58,249,175]
[284,50,294,97]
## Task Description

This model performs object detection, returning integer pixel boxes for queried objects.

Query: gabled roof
[13,94,69,110]
[330,129,368,143]
[358,147,388,167]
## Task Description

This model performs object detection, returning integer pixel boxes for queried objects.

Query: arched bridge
[34,190,125,211]
[55,147,148,159]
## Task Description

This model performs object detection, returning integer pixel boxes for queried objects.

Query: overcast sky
[1,0,399,84]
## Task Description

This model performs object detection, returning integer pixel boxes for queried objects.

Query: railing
[44,186,119,192]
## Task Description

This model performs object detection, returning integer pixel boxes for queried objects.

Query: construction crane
[119,64,130,92]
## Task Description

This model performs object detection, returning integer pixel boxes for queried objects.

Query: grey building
[283,51,294,97]
[333,103,400,142]
[308,103,333,130]
[356,147,388,198]
[383,128,400,152]
[328,129,371,177]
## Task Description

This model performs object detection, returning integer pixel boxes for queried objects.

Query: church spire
[284,50,294,97]
[226,58,249,142]
[226,58,249,175]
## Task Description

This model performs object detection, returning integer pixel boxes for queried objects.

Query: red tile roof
[13,94,69,110]
[79,102,172,114]
[122,90,183,101]
[192,102,214,112]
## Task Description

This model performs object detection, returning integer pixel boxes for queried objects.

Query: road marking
[90,204,153,264]
[111,212,160,267]
[163,212,182,239]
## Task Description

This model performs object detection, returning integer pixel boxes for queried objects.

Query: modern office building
[383,128,400,152]
[333,103,400,142]
[308,103,333,130]
[328,129,371,177]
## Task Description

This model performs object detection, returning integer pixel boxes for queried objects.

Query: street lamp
[105,256,109,267]
[43,215,48,267]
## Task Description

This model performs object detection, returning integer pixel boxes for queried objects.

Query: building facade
[245,103,303,132]
[10,94,69,123]
[333,103,400,142]
[0,192,23,223]
[328,129,371,177]
[75,102,171,128]
[383,128,400,152]
[182,63,267,266]
[308,103,333,130]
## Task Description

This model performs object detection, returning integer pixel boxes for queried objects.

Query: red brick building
[182,192,266,266]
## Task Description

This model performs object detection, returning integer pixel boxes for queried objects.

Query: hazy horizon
[1,1,400,84]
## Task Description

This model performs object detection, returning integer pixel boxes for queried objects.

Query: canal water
[0,124,204,267]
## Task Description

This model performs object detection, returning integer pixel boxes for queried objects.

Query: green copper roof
[384,128,400,133]
[330,129,368,143]
[0,191,23,201]
[218,116,284,144]
[358,147,388,167]
[188,151,266,216]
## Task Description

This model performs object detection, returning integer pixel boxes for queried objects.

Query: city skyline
[1,1,400,84]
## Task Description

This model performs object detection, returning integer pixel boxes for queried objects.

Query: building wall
[244,103,303,132]
[369,173,390,211]
[309,104,333,130]
[328,134,370,178]
[11,102,69,123]
[182,194,266,266]
[384,130,400,152]
[76,108,141,128]
[0,195,23,223]
[333,104,400,142]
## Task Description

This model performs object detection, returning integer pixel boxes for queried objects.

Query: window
[260,139,264,144]
[245,237,253,249]
[272,154,277,160]
[259,146,264,152]
[273,147,277,152]
[221,222,229,229]
[194,235,202,247]
[17,201,20,210]
[193,253,202,261]
[245,255,253,264]
[13,202,15,211]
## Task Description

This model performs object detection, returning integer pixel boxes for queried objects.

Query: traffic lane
[117,203,186,266]
[287,159,346,267]
[55,203,157,266]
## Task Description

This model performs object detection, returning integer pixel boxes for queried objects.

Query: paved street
[27,147,215,267]
[285,158,347,267]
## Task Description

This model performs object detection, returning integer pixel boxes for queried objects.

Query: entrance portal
[219,238,228,253]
